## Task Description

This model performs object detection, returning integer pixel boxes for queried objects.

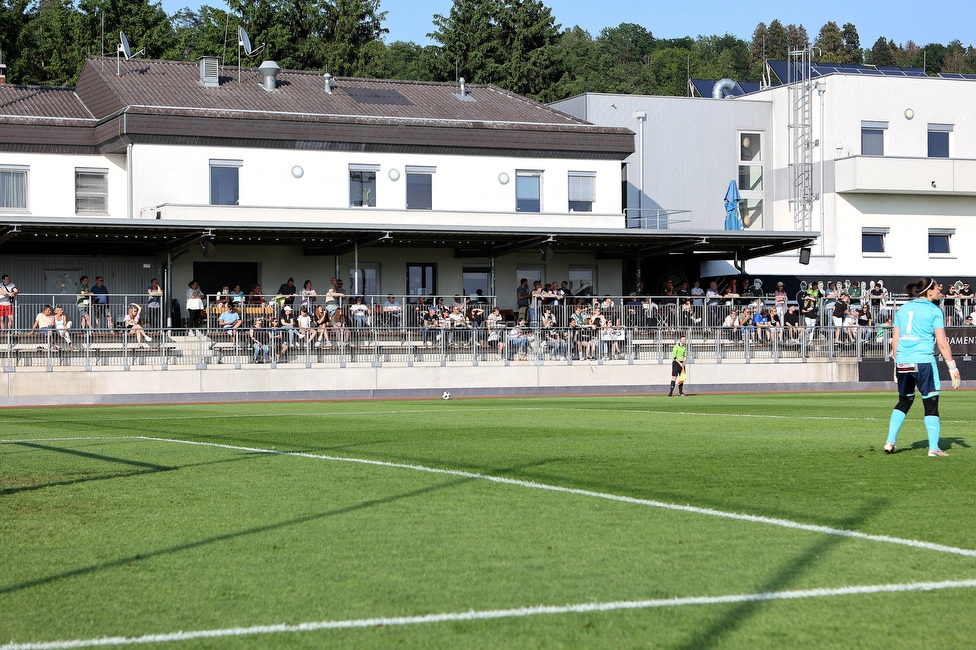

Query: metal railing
[0,324,893,371]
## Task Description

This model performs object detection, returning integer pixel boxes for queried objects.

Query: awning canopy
[0,218,818,262]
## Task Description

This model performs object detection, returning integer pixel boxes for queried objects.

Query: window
[516,171,541,212]
[861,121,887,156]
[407,263,436,296]
[0,166,28,210]
[462,267,490,298]
[737,132,763,229]
[929,229,954,255]
[862,228,888,254]
[568,171,596,212]
[210,160,241,205]
[75,168,108,214]
[350,164,378,207]
[568,266,596,296]
[405,166,434,210]
[348,263,379,296]
[928,124,952,158]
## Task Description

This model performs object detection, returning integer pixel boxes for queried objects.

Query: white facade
[554,73,976,281]
[0,152,127,219]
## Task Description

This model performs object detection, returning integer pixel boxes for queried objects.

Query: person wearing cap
[381,294,402,328]
[885,277,961,457]
[420,306,440,346]
[278,303,296,353]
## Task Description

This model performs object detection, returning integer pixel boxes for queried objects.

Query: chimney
[199,56,219,88]
[258,60,280,91]
[323,73,333,94]
[459,77,466,96]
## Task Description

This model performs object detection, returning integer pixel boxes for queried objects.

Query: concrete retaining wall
[0,359,881,407]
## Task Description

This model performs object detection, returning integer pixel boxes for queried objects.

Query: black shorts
[896,361,939,398]
[672,360,683,376]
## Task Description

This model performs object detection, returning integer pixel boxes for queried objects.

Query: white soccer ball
[442,391,451,400]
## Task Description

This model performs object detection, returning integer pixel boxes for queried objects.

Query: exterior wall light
[291,165,304,178]
[904,108,914,120]
[388,168,400,181]
[498,172,510,185]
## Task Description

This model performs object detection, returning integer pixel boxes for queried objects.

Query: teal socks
[924,415,941,450]
[887,410,906,445]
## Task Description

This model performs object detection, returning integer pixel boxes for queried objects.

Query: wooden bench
[2,335,179,367]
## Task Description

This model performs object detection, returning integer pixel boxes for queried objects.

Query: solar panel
[690,79,716,97]
[938,73,976,80]
[341,87,414,105]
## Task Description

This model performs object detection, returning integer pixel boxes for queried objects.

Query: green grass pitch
[1,393,975,649]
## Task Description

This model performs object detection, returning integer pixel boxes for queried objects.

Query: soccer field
[2,394,975,649]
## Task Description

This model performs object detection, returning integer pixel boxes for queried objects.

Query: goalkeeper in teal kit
[885,277,961,457]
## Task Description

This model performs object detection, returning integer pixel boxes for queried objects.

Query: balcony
[835,156,976,196]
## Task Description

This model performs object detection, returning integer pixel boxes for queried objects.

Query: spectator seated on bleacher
[381,295,402,327]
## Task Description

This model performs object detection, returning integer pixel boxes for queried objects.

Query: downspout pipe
[126,142,133,219]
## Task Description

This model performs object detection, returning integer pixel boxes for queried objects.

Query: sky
[161,0,975,49]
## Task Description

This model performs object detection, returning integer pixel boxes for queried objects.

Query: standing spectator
[147,278,163,330]
[516,278,530,324]
[869,282,886,322]
[91,276,111,329]
[690,280,705,307]
[705,281,722,327]
[832,294,851,342]
[773,282,788,325]
[277,277,297,308]
[185,280,205,335]
[669,334,687,397]
[530,280,545,326]
[486,306,506,359]
[958,282,974,322]
[76,275,92,329]
[801,292,818,341]
[0,274,17,329]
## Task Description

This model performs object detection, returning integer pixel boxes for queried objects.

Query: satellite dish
[237,26,266,83]
[116,31,145,76]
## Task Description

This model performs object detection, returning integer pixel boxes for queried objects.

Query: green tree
[77,0,176,61]
[650,46,695,96]
[840,23,862,63]
[429,0,561,99]
[814,21,845,63]
[913,42,946,75]
[865,36,897,66]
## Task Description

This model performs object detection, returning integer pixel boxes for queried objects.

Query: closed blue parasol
[724,180,742,230]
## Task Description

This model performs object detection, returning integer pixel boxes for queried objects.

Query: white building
[0,57,813,319]
[551,62,976,291]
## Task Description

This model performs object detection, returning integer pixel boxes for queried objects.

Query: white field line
[3,579,976,649]
[132,436,976,558]
[4,435,975,558]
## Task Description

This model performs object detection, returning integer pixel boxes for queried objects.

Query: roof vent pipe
[712,78,735,99]
[323,73,332,94]
[459,77,466,96]
[258,60,280,91]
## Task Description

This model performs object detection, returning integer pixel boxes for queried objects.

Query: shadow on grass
[674,498,889,650]
[0,459,551,596]
[0,454,262,497]
[902,436,970,453]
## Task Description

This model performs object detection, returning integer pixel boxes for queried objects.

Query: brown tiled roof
[78,57,605,131]
[0,84,94,121]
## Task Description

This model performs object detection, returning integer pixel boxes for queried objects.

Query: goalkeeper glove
[947,360,961,389]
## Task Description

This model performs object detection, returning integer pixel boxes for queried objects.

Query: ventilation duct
[258,60,280,91]
[712,78,735,99]
[199,57,219,88]
[324,73,333,94]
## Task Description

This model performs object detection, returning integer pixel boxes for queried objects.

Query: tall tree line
[3,0,976,100]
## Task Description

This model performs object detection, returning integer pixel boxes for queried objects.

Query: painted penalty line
[3,579,976,649]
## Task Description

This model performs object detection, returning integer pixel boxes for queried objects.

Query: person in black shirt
[277,277,297,307]
[516,278,531,325]
[783,303,800,341]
